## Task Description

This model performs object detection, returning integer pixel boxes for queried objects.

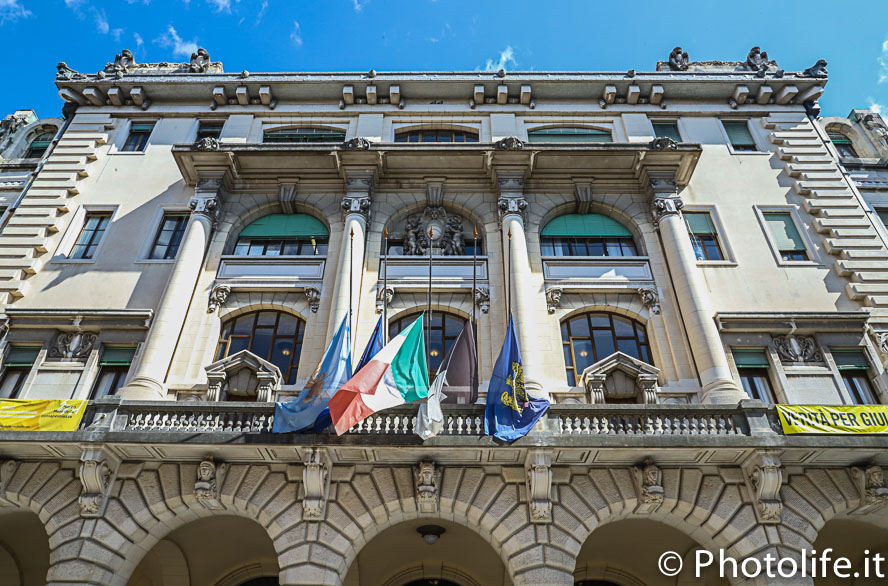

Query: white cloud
[207,0,231,12]
[880,39,888,84]
[112,28,123,42]
[289,20,302,47]
[352,0,368,12]
[134,32,144,48]
[483,45,517,72]
[92,7,109,34]
[867,97,885,114]
[0,0,31,24]
[63,0,83,7]
[256,0,267,23]
[428,23,450,44]
[155,24,198,57]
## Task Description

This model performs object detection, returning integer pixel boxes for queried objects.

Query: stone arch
[558,304,652,329]
[822,119,875,158]
[392,123,480,138]
[536,200,651,257]
[386,305,473,326]
[218,293,311,324]
[3,118,61,159]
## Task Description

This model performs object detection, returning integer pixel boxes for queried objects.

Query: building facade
[0,47,885,585]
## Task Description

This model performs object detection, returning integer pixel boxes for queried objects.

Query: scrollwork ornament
[474,287,490,314]
[207,285,230,313]
[48,331,98,361]
[652,196,683,225]
[637,287,661,315]
[342,137,371,150]
[773,335,822,363]
[376,286,394,314]
[196,137,220,151]
[545,286,563,314]
[304,287,321,313]
[494,136,525,150]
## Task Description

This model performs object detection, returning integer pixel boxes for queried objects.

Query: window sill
[51,257,97,265]
[774,260,822,268]
[108,151,148,156]
[727,149,769,156]
[134,259,176,264]
[695,260,738,267]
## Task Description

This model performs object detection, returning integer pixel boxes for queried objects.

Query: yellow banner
[777,405,888,434]
[0,400,88,432]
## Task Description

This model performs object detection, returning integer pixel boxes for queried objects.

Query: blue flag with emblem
[273,315,352,433]
[484,315,550,442]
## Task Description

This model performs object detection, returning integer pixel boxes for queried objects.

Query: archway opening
[574,519,727,585]
[0,510,50,586]
[343,519,510,586]
[127,515,279,586]
[813,518,888,585]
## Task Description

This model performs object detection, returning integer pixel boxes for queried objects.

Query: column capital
[342,169,374,221]
[652,195,684,226]
[190,176,224,226]
[496,170,527,221]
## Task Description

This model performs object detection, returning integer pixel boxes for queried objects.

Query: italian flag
[329,315,429,435]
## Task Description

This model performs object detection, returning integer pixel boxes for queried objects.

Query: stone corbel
[78,446,121,518]
[376,286,394,314]
[0,460,18,507]
[637,287,661,315]
[473,287,490,314]
[302,447,331,521]
[496,172,527,222]
[584,373,606,403]
[633,458,665,514]
[742,451,783,524]
[195,457,228,510]
[413,460,440,514]
[573,180,593,214]
[545,286,563,314]
[850,460,888,514]
[304,287,321,313]
[279,181,298,214]
[636,374,659,404]
[425,178,445,208]
[525,449,552,524]
[207,379,222,402]
[207,284,231,313]
[342,170,373,221]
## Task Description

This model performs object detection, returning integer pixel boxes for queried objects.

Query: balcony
[379,256,487,291]
[542,256,653,290]
[216,255,325,289]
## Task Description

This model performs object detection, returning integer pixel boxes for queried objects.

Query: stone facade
[0,49,884,585]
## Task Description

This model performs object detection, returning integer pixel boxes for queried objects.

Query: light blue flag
[273,315,352,433]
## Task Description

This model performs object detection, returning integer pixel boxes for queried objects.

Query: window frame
[830,348,880,405]
[0,345,41,399]
[682,207,735,265]
[755,206,819,266]
[525,126,613,143]
[719,119,763,154]
[215,311,306,386]
[388,312,466,381]
[55,206,117,263]
[394,128,480,143]
[731,348,775,403]
[148,212,190,260]
[560,312,652,387]
[195,120,226,142]
[650,120,683,143]
[262,127,347,143]
[119,120,157,153]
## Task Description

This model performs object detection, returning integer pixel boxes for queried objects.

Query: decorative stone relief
[524,450,552,524]
[207,285,230,313]
[78,446,120,518]
[494,136,525,150]
[652,195,684,225]
[633,458,664,513]
[773,336,822,363]
[648,137,678,150]
[667,46,689,71]
[376,285,394,314]
[342,137,371,150]
[104,49,136,75]
[302,447,331,521]
[0,460,17,507]
[637,287,661,315]
[581,352,660,404]
[304,287,321,313]
[196,136,220,151]
[851,461,888,513]
[801,59,828,78]
[742,451,783,524]
[474,287,490,314]
[743,46,783,78]
[195,457,227,510]
[56,62,86,80]
[48,330,98,361]
[869,327,888,360]
[395,208,468,256]
[862,113,888,145]
[204,349,281,402]
[413,460,440,514]
[189,48,211,73]
[341,194,371,221]
[497,195,528,221]
[190,179,222,225]
[545,286,563,314]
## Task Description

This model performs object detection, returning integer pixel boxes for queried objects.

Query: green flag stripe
[391,314,430,402]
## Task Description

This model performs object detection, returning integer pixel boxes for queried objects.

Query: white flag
[416,369,447,440]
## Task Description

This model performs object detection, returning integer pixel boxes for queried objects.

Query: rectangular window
[70,213,111,260]
[763,212,808,261]
[722,121,757,152]
[91,347,136,399]
[526,127,611,143]
[196,121,224,141]
[149,213,189,259]
[652,121,681,142]
[684,212,724,261]
[733,349,773,402]
[0,345,40,399]
[122,122,155,152]
[263,128,346,143]
[833,350,877,405]
[875,208,888,230]
[25,140,51,159]
[827,131,858,158]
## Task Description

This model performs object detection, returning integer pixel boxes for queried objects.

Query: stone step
[827,228,881,239]
[820,208,868,218]
[825,238,884,252]
[851,272,888,282]
[804,199,860,214]
[866,295,888,306]
[847,282,888,295]
[814,218,873,231]
[837,260,888,273]
[840,249,888,260]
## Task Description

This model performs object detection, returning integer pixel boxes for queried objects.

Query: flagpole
[349,227,354,348]
[507,228,512,320]
[472,225,478,391]
[427,226,433,369]
[383,227,389,344]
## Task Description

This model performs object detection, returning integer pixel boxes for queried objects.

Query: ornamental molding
[207,285,230,313]
[302,447,331,521]
[742,451,783,524]
[525,450,552,524]
[78,446,120,518]
[204,349,281,402]
[545,286,563,314]
[494,136,525,150]
[474,287,490,314]
[104,49,136,75]
[637,287,661,315]
[341,137,371,150]
[667,46,689,71]
[581,352,660,404]
[376,285,394,314]
[851,461,888,513]
[195,457,227,510]
[413,460,440,514]
[801,59,828,78]
[772,335,822,363]
[633,458,664,514]
[279,182,298,214]
[48,330,98,361]
[304,287,321,313]
[652,196,684,225]
[196,136,220,151]
[56,62,87,80]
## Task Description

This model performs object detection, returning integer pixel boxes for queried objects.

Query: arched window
[527,127,611,143]
[263,127,345,143]
[215,311,305,384]
[395,129,479,143]
[827,130,858,158]
[389,312,466,378]
[561,313,651,386]
[24,131,54,158]
[233,213,329,256]
[541,214,638,257]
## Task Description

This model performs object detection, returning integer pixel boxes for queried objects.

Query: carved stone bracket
[850,460,888,514]
[633,458,664,514]
[376,286,394,314]
[414,460,440,514]
[869,326,888,362]
[0,460,18,507]
[425,179,445,208]
[545,286,563,314]
[773,335,822,363]
[302,447,331,521]
[207,285,231,313]
[48,330,98,361]
[473,287,490,314]
[525,450,552,524]
[637,287,661,315]
[342,137,371,150]
[742,451,783,524]
[78,446,121,518]
[494,136,525,150]
[667,47,689,71]
[304,287,321,313]
[195,457,228,510]
[573,180,593,214]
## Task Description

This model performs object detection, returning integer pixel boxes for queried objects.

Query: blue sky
[1,0,887,120]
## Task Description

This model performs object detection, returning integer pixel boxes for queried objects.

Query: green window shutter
[29,140,51,149]
[239,214,329,239]
[100,347,136,366]
[827,131,852,145]
[541,214,632,238]
[684,212,716,235]
[131,123,155,133]
[4,345,41,367]
[832,350,870,370]
[652,122,681,142]
[763,212,805,251]
[733,349,770,368]
[263,128,346,143]
[527,127,612,143]
[876,208,888,229]
[723,122,755,146]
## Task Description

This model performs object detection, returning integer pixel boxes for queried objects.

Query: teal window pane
[99,347,136,366]
[733,349,769,368]
[239,214,329,239]
[652,121,681,142]
[527,127,612,143]
[4,345,41,367]
[723,121,756,149]
[541,214,632,238]
[684,212,716,235]
[763,212,805,251]
[832,350,870,370]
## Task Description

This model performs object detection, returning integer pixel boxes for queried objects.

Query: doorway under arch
[813,518,888,585]
[0,510,50,586]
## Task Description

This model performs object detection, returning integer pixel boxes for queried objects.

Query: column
[649,173,746,404]
[121,178,222,399]
[497,171,547,397]
[326,171,371,343]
